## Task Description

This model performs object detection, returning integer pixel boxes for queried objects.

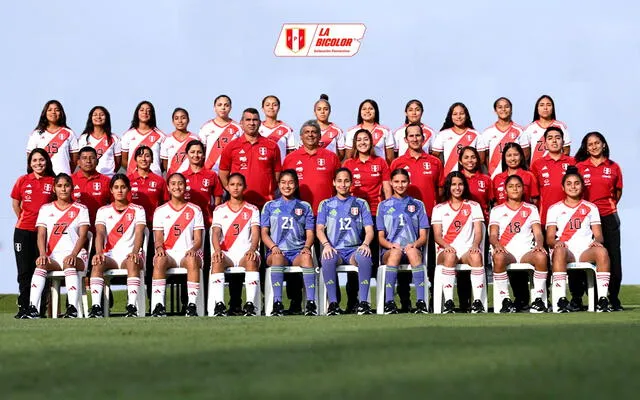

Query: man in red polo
[72,146,112,226]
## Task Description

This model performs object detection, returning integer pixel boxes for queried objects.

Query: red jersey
[71,171,112,224]
[283,147,341,215]
[219,135,282,209]
[183,167,224,227]
[577,158,623,217]
[343,156,390,216]
[492,169,540,205]
[530,154,576,225]
[464,171,492,223]
[128,170,168,225]
[390,152,444,219]
[11,173,55,231]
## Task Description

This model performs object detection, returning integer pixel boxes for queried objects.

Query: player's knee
[300,254,313,267]
[492,252,507,267]
[469,253,482,267]
[245,260,259,272]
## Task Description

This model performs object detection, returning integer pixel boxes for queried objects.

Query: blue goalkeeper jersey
[261,198,315,251]
[317,195,373,250]
[376,195,429,246]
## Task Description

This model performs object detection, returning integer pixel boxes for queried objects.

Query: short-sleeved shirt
[523,120,571,165]
[95,203,146,254]
[71,171,112,225]
[390,152,444,218]
[431,200,484,251]
[481,123,528,178]
[317,196,374,250]
[492,169,540,205]
[432,128,487,176]
[153,202,204,253]
[261,198,314,251]
[376,196,429,247]
[546,200,600,250]
[530,154,576,225]
[128,170,169,225]
[211,201,260,254]
[343,156,390,216]
[318,123,345,154]
[576,159,623,217]
[393,123,435,156]
[489,202,540,254]
[183,167,223,227]
[464,172,493,223]
[121,128,166,175]
[78,133,122,177]
[345,124,394,158]
[259,122,296,162]
[11,173,55,231]
[198,119,242,171]
[26,128,79,175]
[160,132,200,175]
[36,202,90,256]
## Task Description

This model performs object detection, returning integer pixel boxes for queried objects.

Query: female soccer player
[198,94,242,171]
[89,174,146,318]
[11,149,56,318]
[314,94,345,159]
[393,99,436,157]
[259,95,296,160]
[432,102,487,177]
[78,106,121,177]
[523,95,571,164]
[26,100,79,175]
[489,174,548,313]
[345,99,394,163]
[431,171,485,313]
[318,168,375,315]
[492,143,539,205]
[376,169,429,314]
[210,173,261,317]
[546,166,611,312]
[161,108,199,175]
[575,132,623,310]
[25,173,90,319]
[151,173,205,317]
[121,101,166,175]
[458,146,492,223]
[481,97,529,178]
[261,170,316,316]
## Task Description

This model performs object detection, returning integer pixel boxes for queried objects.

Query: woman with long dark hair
[79,106,121,177]
[121,100,166,175]
[523,95,571,164]
[344,99,394,163]
[393,99,436,157]
[492,142,539,205]
[314,94,345,159]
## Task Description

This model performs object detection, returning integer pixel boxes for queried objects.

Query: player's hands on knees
[244,250,257,261]
[322,245,337,260]
[271,246,283,256]
[300,246,312,256]
[357,243,371,257]
[185,248,198,258]
[469,246,481,254]
[390,243,402,250]
[64,255,77,267]
[92,253,105,266]
[403,243,416,254]
[533,245,547,254]
[493,244,506,254]
[155,247,166,257]
[212,250,223,263]
[554,241,567,249]
[126,252,140,264]
[589,241,603,248]
[443,245,456,254]
[36,255,49,266]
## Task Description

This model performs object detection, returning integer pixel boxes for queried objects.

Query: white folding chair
[492,263,547,314]
[206,266,263,316]
[265,266,320,316]
[317,265,373,315]
[165,267,205,315]
[375,246,429,315]
[553,262,596,312]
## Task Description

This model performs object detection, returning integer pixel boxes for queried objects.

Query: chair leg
[376,266,386,315]
[587,269,595,312]
[433,265,444,314]
[103,277,111,318]
[196,270,205,316]
[51,280,61,319]
[318,268,327,316]
[138,271,147,317]
[264,267,274,317]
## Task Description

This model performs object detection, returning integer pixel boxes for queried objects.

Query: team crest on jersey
[59,133,65,140]
[521,210,529,218]
[467,134,473,141]
[562,163,569,170]
[407,204,416,213]
[202,179,209,187]
[185,212,191,219]
[258,147,268,156]
[351,207,359,216]
[510,132,517,140]
[462,209,469,216]
[580,208,587,215]
[242,212,249,220]
[317,158,326,166]
[149,136,156,142]
[423,162,431,170]
[478,181,485,189]
[603,167,611,175]
[69,211,76,218]
[127,213,134,221]
[149,181,157,188]
[371,165,379,172]
[294,208,303,216]
[43,184,52,192]
[93,182,102,191]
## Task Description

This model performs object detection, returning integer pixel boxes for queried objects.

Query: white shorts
[166,248,203,267]
[567,244,590,262]
[504,245,533,263]
[223,250,260,267]
[104,249,144,268]
[50,248,88,269]
[436,244,471,260]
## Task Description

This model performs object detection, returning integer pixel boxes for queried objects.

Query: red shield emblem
[242,212,249,220]
[259,147,267,156]
[562,163,569,170]
[478,180,485,189]
[202,179,209,187]
[371,165,379,172]
[93,182,101,191]
[521,210,528,218]
[351,207,359,216]
[127,213,134,221]
[462,209,469,216]
[317,158,325,167]
[407,205,416,213]
[286,28,306,53]
[185,212,191,219]
[69,211,76,218]
[603,167,611,175]
[423,162,431,170]
[294,208,303,216]
[43,184,52,192]
[149,181,157,188]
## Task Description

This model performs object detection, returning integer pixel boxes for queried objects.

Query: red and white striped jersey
[431,200,484,251]
[523,120,571,164]
[95,203,146,255]
[78,134,122,177]
[345,124,394,158]
[153,202,204,254]
[198,119,242,172]
[489,202,540,253]
[393,123,435,156]
[546,200,600,249]
[211,202,260,255]
[160,132,200,175]
[26,128,79,175]
[259,122,296,162]
[481,123,528,178]
[318,123,345,154]
[121,128,166,175]
[36,202,90,256]
[432,128,487,176]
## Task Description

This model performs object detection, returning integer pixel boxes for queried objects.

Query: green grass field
[1,287,639,399]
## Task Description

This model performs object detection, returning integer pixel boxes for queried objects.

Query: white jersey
[160,132,200,175]
[489,202,539,256]
[78,133,122,177]
[211,202,260,256]
[393,123,435,156]
[318,123,345,154]
[36,202,90,256]
[432,128,487,176]
[198,119,242,172]
[259,122,296,161]
[26,128,79,175]
[523,120,571,164]
[95,203,146,256]
[481,123,528,178]
[431,200,484,253]
[153,202,204,256]
[345,124,394,158]
[121,128,166,175]
[546,200,600,252]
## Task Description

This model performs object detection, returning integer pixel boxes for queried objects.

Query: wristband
[322,242,330,247]
[270,245,278,251]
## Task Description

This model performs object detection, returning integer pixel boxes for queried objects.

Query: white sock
[552,272,567,308]
[470,267,485,301]
[493,272,509,302]
[245,271,260,305]
[29,268,48,306]
[89,277,104,306]
[210,273,225,304]
[596,272,610,299]
[127,277,141,306]
[151,279,166,307]
[441,267,456,302]
[64,269,79,308]
[187,281,200,304]
[533,271,547,299]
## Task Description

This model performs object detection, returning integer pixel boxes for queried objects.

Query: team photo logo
[351,207,359,216]
[275,23,366,57]
[286,27,306,52]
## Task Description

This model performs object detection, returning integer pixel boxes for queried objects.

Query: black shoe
[500,298,516,313]
[413,299,428,314]
[271,301,285,316]
[442,299,456,314]
[327,302,342,316]
[471,299,485,314]
[213,302,227,317]
[304,300,318,316]
[125,304,138,317]
[383,301,398,314]
[344,302,359,315]
[63,305,78,318]
[88,304,104,318]
[14,306,26,319]
[286,301,303,316]
[557,297,571,313]
[569,297,585,312]
[356,301,372,315]
[24,305,40,319]
[151,303,167,317]
[227,305,243,316]
[185,303,198,317]
[596,296,611,313]
[243,302,256,316]
[513,298,530,312]
[529,298,547,313]
[399,301,412,314]
[609,298,623,311]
